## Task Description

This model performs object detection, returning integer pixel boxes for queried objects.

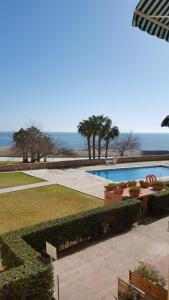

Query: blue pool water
[90,166,169,182]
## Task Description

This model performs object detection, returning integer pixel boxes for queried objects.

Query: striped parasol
[133,0,169,42]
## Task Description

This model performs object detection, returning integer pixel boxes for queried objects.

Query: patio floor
[53,216,169,300]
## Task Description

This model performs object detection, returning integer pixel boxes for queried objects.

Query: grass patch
[0,184,103,234]
[0,161,20,165]
[0,172,44,189]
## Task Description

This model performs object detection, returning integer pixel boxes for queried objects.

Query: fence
[118,278,145,299]
[129,271,168,300]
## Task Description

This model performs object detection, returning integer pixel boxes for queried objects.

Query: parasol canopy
[133,0,169,42]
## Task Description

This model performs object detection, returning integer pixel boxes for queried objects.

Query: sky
[0,0,169,133]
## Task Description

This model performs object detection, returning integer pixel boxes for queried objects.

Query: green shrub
[23,199,141,253]
[0,232,54,300]
[118,288,142,300]
[129,187,141,193]
[134,262,166,288]
[148,188,169,216]
[127,181,137,187]
[117,182,128,189]
[152,180,164,187]
[105,183,117,191]
[0,199,141,299]
[164,181,169,188]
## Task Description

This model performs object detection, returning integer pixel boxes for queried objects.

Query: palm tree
[161,116,169,127]
[97,116,111,160]
[88,115,99,159]
[77,120,92,159]
[104,126,119,158]
[78,115,120,160]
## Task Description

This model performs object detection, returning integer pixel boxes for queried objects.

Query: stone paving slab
[53,216,169,300]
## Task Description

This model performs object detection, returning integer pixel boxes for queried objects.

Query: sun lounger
[105,157,118,165]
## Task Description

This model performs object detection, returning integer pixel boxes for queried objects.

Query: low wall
[0,159,106,172]
[0,155,169,172]
[118,154,169,164]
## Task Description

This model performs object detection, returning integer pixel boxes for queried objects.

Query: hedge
[0,199,141,299]
[148,188,169,217]
[0,233,54,300]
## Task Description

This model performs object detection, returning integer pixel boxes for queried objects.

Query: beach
[0,146,141,161]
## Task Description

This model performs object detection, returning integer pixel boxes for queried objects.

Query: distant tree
[88,115,100,159]
[78,120,92,159]
[113,132,139,157]
[78,115,119,159]
[36,135,55,162]
[104,126,119,158]
[97,115,110,160]
[13,128,29,163]
[13,126,55,163]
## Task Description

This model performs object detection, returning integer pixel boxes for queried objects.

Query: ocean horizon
[1,131,169,151]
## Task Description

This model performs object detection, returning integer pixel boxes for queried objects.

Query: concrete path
[0,181,57,194]
[53,216,169,300]
[24,168,110,199]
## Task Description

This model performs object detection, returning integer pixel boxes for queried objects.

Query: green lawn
[0,161,20,165]
[0,185,103,234]
[0,172,44,189]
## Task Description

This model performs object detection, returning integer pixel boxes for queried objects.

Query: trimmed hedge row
[24,199,141,253]
[0,233,54,300]
[0,199,141,299]
[148,188,169,217]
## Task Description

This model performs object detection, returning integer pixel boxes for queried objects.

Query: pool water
[89,166,169,182]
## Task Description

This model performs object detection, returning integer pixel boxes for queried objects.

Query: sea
[1,132,169,151]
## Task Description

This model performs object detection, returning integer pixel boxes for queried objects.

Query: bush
[127,181,137,187]
[152,180,164,191]
[23,199,141,253]
[0,199,141,299]
[118,288,142,300]
[134,262,166,288]
[139,180,149,188]
[117,182,128,189]
[0,231,54,300]
[148,188,169,216]
[129,187,141,193]
[105,183,117,191]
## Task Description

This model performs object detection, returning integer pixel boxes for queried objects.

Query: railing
[118,278,145,299]
[129,271,168,300]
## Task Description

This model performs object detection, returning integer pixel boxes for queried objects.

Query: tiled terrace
[53,216,169,300]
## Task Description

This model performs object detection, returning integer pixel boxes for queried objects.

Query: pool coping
[87,164,169,182]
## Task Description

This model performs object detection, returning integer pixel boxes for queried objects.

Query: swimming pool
[89,165,169,182]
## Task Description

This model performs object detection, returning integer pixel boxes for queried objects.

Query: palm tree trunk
[105,140,109,158]
[98,135,101,159]
[93,135,95,159]
[37,153,40,162]
[87,136,91,160]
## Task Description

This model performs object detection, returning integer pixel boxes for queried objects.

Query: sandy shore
[0,147,15,157]
[0,146,141,160]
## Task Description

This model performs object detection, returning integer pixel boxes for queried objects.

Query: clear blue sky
[0,0,169,133]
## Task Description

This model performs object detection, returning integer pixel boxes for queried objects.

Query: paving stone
[53,216,169,299]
